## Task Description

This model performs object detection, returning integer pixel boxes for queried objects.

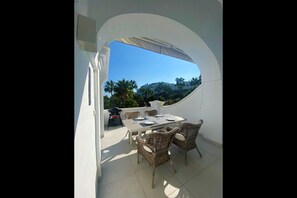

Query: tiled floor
[98,125,222,198]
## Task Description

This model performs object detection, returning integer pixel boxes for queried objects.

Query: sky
[104,41,200,95]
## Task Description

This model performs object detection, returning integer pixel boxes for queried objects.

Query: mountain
[138,81,196,93]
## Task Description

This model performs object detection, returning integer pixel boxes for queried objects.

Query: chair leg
[169,159,176,173]
[129,131,133,145]
[196,146,203,157]
[137,149,140,164]
[152,167,155,188]
[184,149,188,165]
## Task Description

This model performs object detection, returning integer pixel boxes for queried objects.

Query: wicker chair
[144,109,158,116]
[171,120,204,165]
[123,111,141,143]
[124,111,141,120]
[136,127,179,188]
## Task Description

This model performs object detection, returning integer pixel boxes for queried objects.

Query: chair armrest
[136,133,156,153]
[137,133,153,147]
[136,135,146,144]
[156,129,167,133]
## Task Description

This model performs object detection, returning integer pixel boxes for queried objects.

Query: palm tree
[190,77,199,87]
[138,85,154,106]
[104,80,115,97]
[129,80,138,91]
[114,79,138,107]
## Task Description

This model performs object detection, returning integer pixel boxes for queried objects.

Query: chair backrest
[146,127,179,152]
[144,109,158,116]
[179,119,203,140]
[124,111,141,119]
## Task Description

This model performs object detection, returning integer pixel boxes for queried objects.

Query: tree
[190,75,202,88]
[104,80,115,97]
[114,79,138,108]
[198,74,202,85]
[190,77,199,87]
[129,80,138,91]
[175,77,185,97]
[104,95,111,109]
[138,85,155,106]
[155,82,172,99]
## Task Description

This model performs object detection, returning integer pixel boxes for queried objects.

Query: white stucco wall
[200,80,222,143]
[74,60,98,198]
[75,1,98,198]
[162,81,222,144]
[162,86,203,124]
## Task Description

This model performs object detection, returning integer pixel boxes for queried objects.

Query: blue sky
[104,41,200,95]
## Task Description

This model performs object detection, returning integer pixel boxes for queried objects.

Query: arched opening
[97,13,221,82]
[104,39,202,109]
[96,13,222,143]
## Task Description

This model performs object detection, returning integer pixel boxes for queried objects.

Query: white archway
[96,13,221,83]
[96,13,222,143]
[95,12,222,141]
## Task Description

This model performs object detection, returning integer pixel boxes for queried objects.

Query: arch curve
[96,13,221,82]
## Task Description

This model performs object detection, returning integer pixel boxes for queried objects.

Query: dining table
[122,113,186,145]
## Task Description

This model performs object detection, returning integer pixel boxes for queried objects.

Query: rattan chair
[136,127,179,188]
[124,111,141,120]
[170,120,204,165]
[144,109,158,116]
[123,111,141,143]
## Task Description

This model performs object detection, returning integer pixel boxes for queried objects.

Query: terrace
[75,1,222,198]
[98,97,222,197]
[99,123,222,198]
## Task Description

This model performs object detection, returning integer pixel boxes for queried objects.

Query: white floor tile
[136,165,182,198]
[171,152,205,184]
[185,165,222,198]
[101,156,135,186]
[187,149,218,168]
[167,186,197,198]
[198,141,222,158]
[99,173,146,198]
[129,152,150,172]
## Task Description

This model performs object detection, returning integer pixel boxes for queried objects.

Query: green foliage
[114,79,138,108]
[175,77,185,97]
[104,95,111,109]
[137,85,155,106]
[175,77,185,90]
[155,82,173,99]
[103,75,202,109]
[104,80,115,96]
[190,75,202,87]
